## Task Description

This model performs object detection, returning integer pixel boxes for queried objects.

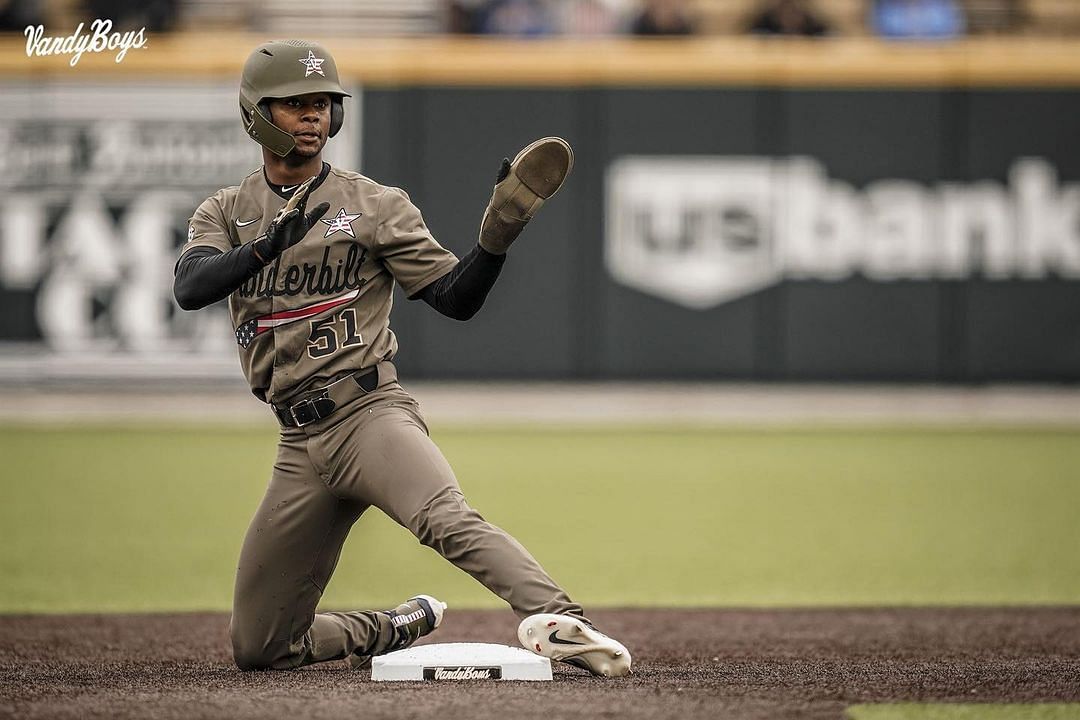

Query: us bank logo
[605,156,1080,309]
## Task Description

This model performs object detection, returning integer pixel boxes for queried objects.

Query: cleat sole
[516,613,632,678]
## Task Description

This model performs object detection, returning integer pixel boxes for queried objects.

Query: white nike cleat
[517,613,632,677]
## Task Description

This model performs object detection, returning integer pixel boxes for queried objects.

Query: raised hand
[478,137,574,255]
[253,176,331,263]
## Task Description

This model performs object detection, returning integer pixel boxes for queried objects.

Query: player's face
[269,93,332,159]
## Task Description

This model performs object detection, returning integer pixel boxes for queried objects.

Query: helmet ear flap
[238,97,295,157]
[329,97,344,137]
[240,101,253,130]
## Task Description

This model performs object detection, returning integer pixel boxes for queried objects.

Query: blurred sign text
[606,156,1080,309]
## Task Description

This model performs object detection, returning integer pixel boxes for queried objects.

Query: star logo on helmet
[321,208,363,238]
[299,50,325,77]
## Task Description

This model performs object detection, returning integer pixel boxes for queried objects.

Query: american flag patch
[235,288,360,348]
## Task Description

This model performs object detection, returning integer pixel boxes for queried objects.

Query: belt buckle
[289,397,321,427]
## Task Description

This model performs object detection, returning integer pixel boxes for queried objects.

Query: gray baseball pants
[229,375,583,670]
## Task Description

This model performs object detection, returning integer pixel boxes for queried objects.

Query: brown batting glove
[253,176,330,263]
[478,137,574,255]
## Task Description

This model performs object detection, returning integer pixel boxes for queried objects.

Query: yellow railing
[4,35,1080,87]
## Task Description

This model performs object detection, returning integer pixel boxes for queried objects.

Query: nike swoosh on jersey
[549,630,586,646]
[234,217,261,227]
[281,185,298,193]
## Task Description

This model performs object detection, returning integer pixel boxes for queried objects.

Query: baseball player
[173,40,631,677]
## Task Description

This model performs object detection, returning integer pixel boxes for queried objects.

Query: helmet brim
[255,79,351,101]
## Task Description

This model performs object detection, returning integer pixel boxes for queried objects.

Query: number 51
[307,308,363,359]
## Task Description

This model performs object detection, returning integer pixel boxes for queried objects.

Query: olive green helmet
[239,40,351,158]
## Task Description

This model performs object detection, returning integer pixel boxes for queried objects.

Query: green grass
[847,704,1080,720]
[2,425,1079,613]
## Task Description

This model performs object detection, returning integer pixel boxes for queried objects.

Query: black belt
[272,367,380,428]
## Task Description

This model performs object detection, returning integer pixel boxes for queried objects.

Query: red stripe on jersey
[266,289,359,321]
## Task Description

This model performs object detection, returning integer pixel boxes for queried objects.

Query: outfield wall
[1,37,1078,382]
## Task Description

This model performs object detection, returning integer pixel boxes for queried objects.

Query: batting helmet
[239,40,351,158]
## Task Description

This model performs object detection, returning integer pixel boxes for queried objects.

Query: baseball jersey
[180,164,459,404]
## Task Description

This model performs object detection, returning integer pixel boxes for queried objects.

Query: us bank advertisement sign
[606,156,1080,310]
[0,81,358,382]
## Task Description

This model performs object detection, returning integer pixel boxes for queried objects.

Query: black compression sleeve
[173,244,264,311]
[417,244,507,321]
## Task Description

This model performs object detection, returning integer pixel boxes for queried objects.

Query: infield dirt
[3,608,1078,720]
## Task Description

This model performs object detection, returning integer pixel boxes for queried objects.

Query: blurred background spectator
[446,0,486,33]
[447,0,627,35]
[558,0,622,36]
[482,0,555,35]
[962,0,1027,34]
[0,0,43,31]
[872,0,966,38]
[631,0,695,35]
[746,0,831,36]
[83,0,178,31]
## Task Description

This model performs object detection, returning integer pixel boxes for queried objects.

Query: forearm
[173,244,264,311]
[417,244,506,321]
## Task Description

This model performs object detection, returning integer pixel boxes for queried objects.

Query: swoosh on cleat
[549,630,586,646]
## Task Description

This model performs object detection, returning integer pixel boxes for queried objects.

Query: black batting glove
[495,157,511,184]
[252,176,331,263]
